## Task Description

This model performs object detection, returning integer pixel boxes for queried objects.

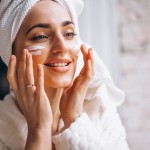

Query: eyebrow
[26,21,75,35]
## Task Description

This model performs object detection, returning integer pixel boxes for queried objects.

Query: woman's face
[14,0,80,88]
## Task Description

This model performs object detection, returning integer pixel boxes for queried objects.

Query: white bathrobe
[0,51,130,150]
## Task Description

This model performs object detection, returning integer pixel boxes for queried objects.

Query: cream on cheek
[26,45,46,56]
[71,45,79,56]
[25,37,81,57]
[65,39,82,57]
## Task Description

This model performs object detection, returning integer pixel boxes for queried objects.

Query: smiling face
[14,0,80,88]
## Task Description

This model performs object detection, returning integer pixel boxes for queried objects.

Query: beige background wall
[79,0,150,149]
[119,0,150,149]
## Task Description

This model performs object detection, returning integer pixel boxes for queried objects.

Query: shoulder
[0,93,24,122]
[0,139,10,150]
[0,94,27,149]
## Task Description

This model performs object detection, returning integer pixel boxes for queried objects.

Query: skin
[7,0,95,150]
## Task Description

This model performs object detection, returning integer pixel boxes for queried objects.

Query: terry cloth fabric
[0,90,129,149]
[0,0,84,66]
[0,93,130,150]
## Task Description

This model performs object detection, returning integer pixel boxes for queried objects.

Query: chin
[44,77,73,88]
[43,63,77,88]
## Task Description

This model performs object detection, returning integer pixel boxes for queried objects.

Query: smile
[44,59,72,72]
[46,62,69,67]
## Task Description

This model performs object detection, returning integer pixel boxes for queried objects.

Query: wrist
[63,114,81,128]
[26,129,52,150]
[28,126,52,137]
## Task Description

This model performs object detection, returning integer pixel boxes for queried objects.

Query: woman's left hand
[60,44,95,128]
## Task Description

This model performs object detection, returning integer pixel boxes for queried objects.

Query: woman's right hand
[7,49,52,149]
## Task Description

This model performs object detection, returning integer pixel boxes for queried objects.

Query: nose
[51,33,68,54]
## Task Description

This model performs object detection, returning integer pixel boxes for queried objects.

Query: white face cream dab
[26,38,81,56]
[27,45,45,56]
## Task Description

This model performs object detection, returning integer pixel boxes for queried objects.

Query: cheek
[66,38,81,59]
[71,50,80,73]
[70,48,80,62]
[69,49,80,80]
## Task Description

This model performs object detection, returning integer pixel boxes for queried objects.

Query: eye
[64,32,77,40]
[31,35,49,41]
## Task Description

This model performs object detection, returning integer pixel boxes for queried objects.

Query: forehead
[22,0,71,27]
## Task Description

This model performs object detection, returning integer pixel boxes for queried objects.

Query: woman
[0,0,130,150]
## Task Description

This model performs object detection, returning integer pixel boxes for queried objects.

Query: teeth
[48,63,68,67]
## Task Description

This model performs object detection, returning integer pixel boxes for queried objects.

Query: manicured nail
[11,55,15,60]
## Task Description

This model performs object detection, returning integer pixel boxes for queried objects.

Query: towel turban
[0,0,84,66]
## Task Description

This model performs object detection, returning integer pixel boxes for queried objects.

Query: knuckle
[37,92,44,100]
[86,74,92,80]
[26,73,30,81]
[36,88,44,96]
[22,95,27,101]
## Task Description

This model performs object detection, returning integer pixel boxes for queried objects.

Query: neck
[45,87,64,134]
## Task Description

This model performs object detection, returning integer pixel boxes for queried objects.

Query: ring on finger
[26,84,34,88]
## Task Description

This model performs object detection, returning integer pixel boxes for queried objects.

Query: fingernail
[23,49,26,56]
[82,44,86,49]
[11,55,15,60]
[88,48,91,53]
[38,65,42,71]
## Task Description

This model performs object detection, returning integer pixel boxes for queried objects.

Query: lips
[44,59,72,72]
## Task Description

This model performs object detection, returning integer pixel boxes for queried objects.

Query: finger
[80,44,87,54]
[36,64,44,95]
[25,51,35,93]
[80,44,88,75]
[7,55,18,93]
[18,49,27,96]
[88,48,95,75]
[81,44,88,64]
[85,59,93,82]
